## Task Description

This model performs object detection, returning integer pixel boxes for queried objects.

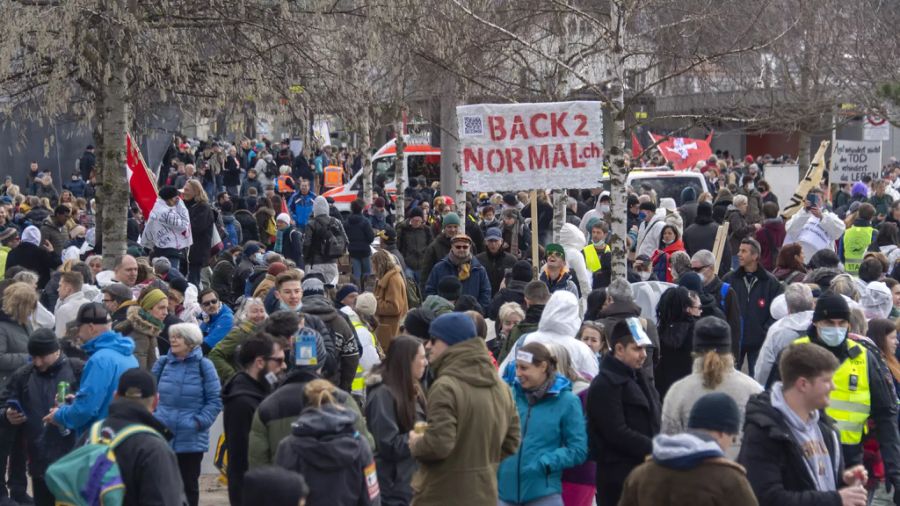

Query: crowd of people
[0,138,899,506]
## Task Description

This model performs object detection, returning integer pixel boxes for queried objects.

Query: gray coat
[0,316,30,389]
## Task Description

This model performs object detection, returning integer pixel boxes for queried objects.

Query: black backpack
[319,217,348,260]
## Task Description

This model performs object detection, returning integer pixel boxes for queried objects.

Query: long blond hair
[371,249,397,278]
[183,179,209,204]
[694,350,734,389]
[304,379,340,409]
[2,283,37,326]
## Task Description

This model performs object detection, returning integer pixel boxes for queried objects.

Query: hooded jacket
[39,216,68,256]
[199,304,234,350]
[397,221,433,272]
[410,338,520,506]
[5,240,62,288]
[97,399,187,506]
[497,374,587,504]
[474,248,517,299]
[620,432,758,506]
[53,290,90,337]
[275,404,379,506]
[558,223,593,298]
[288,190,317,229]
[248,369,373,468]
[498,291,599,379]
[756,217,787,271]
[420,233,452,288]
[54,330,139,433]
[208,320,259,385]
[0,313,29,389]
[683,212,732,278]
[223,371,271,506]
[302,294,361,392]
[636,212,666,259]
[233,209,259,243]
[151,346,223,453]
[737,390,843,506]
[754,310,813,387]
[346,212,376,258]
[364,374,425,506]
[115,305,163,371]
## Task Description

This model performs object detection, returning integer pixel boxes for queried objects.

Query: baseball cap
[74,302,110,325]
[116,368,157,399]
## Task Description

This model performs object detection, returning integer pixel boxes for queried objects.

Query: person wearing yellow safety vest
[840,203,878,276]
[338,286,383,401]
[0,228,18,279]
[583,219,612,289]
[771,293,900,494]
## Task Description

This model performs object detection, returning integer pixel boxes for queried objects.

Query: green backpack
[45,420,162,506]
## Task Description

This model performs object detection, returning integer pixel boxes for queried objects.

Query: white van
[322,136,440,213]
[626,169,708,206]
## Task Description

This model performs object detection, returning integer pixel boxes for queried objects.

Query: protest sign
[456,101,604,191]
[863,115,890,141]
[831,140,882,183]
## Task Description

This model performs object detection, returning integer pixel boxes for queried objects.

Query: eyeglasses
[691,265,711,272]
[453,245,470,250]
[201,299,219,307]
[266,356,286,365]
[547,251,563,258]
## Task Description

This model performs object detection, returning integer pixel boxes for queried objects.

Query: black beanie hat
[512,260,533,283]
[242,466,308,506]
[813,292,850,322]
[696,201,713,218]
[437,275,462,300]
[688,392,741,434]
[28,329,60,357]
[404,307,436,340]
[692,316,731,354]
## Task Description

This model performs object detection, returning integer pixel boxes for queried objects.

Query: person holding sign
[586,318,660,506]
[783,188,846,261]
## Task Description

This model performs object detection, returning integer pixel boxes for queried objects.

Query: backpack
[405,276,422,309]
[719,282,730,311]
[319,218,348,260]
[45,421,163,506]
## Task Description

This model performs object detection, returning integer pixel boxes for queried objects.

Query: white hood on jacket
[559,223,586,251]
[497,291,599,378]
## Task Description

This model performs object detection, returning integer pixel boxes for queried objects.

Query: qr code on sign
[462,116,484,137]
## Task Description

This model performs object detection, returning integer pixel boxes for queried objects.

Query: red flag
[632,133,643,160]
[649,132,714,170]
[126,133,158,219]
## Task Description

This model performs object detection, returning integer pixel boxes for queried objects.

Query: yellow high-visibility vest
[843,226,875,275]
[794,336,870,444]
[351,319,375,396]
[582,244,610,273]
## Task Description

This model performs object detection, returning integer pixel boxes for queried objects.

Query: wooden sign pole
[531,190,540,279]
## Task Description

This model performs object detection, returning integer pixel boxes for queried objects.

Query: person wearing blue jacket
[152,322,223,506]
[498,341,588,506]
[424,234,493,309]
[288,178,317,230]
[197,288,235,353]
[44,303,139,434]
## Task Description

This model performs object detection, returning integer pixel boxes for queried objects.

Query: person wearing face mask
[222,334,285,506]
[584,220,613,289]
[635,201,667,260]
[579,191,611,239]
[769,293,900,499]
[738,174,764,224]
[233,242,266,298]
[650,225,686,284]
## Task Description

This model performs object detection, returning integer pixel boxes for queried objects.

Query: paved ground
[199,474,229,505]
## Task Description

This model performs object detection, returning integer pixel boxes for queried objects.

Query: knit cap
[140,289,167,312]
[688,392,741,434]
[429,312,476,346]
[442,212,461,227]
[28,329,60,357]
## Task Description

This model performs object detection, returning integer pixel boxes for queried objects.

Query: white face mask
[599,205,610,214]
[639,271,651,281]
[818,325,847,347]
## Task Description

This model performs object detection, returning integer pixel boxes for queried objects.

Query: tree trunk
[98,69,129,267]
[394,120,406,219]
[440,79,460,198]
[797,130,811,175]
[608,0,629,280]
[360,107,373,203]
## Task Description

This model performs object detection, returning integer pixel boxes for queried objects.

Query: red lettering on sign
[570,143,586,168]
[552,144,569,168]
[573,114,589,136]
[487,149,505,173]
[528,145,549,169]
[551,112,569,137]
[488,116,506,141]
[507,148,525,171]
[509,115,527,141]
[530,113,549,138]
[463,148,483,172]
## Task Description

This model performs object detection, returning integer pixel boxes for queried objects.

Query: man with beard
[475,228,516,299]
[424,234,492,310]
[223,334,285,506]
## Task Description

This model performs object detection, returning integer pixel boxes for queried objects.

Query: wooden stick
[531,190,539,279]
[712,222,730,272]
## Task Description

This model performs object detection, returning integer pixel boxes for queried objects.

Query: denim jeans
[351,256,372,284]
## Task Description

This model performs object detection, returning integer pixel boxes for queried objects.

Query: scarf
[449,250,473,281]
[138,309,165,331]
[524,374,555,405]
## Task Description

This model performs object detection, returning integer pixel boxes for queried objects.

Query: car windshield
[629,176,703,206]
[352,155,439,191]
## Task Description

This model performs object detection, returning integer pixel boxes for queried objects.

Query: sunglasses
[266,356,285,365]
[547,251,563,258]
[201,299,219,307]
[453,245,470,250]
[691,265,711,272]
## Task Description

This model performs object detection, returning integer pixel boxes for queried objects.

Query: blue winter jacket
[497,373,588,504]
[424,255,493,309]
[151,346,223,453]
[54,330,139,433]
[200,304,234,349]
[289,191,317,229]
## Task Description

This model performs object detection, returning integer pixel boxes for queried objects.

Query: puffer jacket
[39,217,68,256]
[424,255,492,310]
[0,313,29,389]
[151,346,223,453]
[365,375,426,506]
[498,374,587,504]
[301,295,360,392]
[208,319,259,385]
[397,222,433,272]
[410,338,521,506]
[275,403,379,506]
[346,213,376,259]
[420,234,452,288]
[199,304,234,350]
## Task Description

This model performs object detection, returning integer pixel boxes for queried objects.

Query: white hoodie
[498,290,599,379]
[558,223,592,300]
